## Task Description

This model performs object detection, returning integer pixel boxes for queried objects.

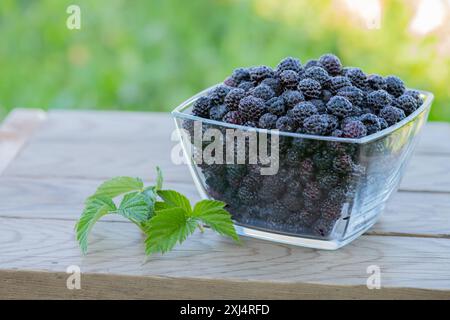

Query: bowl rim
[171,84,434,144]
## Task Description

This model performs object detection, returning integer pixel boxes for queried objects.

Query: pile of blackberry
[188,54,424,238]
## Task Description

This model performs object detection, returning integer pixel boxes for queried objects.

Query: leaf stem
[197,223,205,233]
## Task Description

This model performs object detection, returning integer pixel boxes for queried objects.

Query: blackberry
[223,77,237,87]
[238,96,266,121]
[226,164,247,188]
[281,192,303,211]
[224,88,246,110]
[320,199,342,221]
[385,75,405,97]
[378,117,388,130]
[231,67,251,83]
[308,99,326,113]
[275,56,303,74]
[337,86,364,106]
[359,113,381,134]
[281,90,305,108]
[300,158,316,178]
[279,70,300,89]
[237,184,259,204]
[326,96,354,118]
[379,105,406,126]
[304,59,322,70]
[331,129,343,137]
[312,149,334,170]
[192,96,211,118]
[321,114,339,133]
[317,171,340,189]
[341,115,360,128]
[261,77,283,95]
[404,89,423,105]
[285,147,302,166]
[321,89,333,103]
[333,154,354,174]
[244,120,257,127]
[258,113,278,129]
[342,120,367,138]
[313,219,334,237]
[298,78,322,99]
[395,94,418,115]
[266,97,286,116]
[366,90,392,113]
[260,175,286,198]
[209,104,229,121]
[367,74,386,90]
[287,102,318,126]
[276,116,296,132]
[208,85,231,105]
[345,67,367,89]
[329,76,352,94]
[304,66,330,87]
[249,84,276,101]
[222,111,244,125]
[319,53,342,76]
[237,81,255,92]
[249,65,274,82]
[304,181,322,201]
[302,114,329,136]
[292,210,317,226]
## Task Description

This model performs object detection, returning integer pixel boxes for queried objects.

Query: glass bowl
[172,86,433,250]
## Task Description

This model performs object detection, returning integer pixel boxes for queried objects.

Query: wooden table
[0,109,449,299]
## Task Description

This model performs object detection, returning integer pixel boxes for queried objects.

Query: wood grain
[0,217,449,295]
[0,108,46,174]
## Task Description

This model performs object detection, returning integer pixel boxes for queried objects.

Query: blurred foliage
[0,0,448,121]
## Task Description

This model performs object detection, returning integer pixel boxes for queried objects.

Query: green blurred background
[0,0,449,121]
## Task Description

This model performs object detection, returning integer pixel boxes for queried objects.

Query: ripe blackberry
[385,75,405,97]
[367,74,386,90]
[404,89,423,105]
[275,56,303,74]
[238,96,266,121]
[366,90,392,113]
[395,94,418,115]
[244,120,257,127]
[208,85,231,105]
[320,199,342,221]
[237,184,259,204]
[331,129,343,137]
[304,181,322,201]
[333,154,354,174]
[281,192,303,211]
[222,111,244,125]
[313,219,334,237]
[345,67,367,89]
[329,76,352,94]
[322,114,339,133]
[308,99,326,113]
[279,70,300,89]
[302,114,329,136]
[359,113,381,134]
[379,105,406,126]
[231,67,251,83]
[326,96,353,118]
[292,210,317,227]
[312,149,334,170]
[341,115,360,128]
[298,78,322,99]
[287,102,318,126]
[378,117,388,130]
[226,165,247,188]
[223,77,237,87]
[258,113,278,129]
[249,65,274,82]
[260,175,286,198]
[237,81,255,92]
[224,88,246,110]
[281,90,305,108]
[342,120,367,138]
[261,77,283,95]
[249,84,276,101]
[317,171,340,189]
[319,53,342,76]
[304,66,330,87]
[192,96,211,118]
[337,86,364,106]
[304,59,322,70]
[276,116,296,132]
[209,104,229,121]
[285,147,302,166]
[266,97,286,116]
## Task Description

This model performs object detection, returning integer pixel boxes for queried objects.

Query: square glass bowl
[172,87,433,249]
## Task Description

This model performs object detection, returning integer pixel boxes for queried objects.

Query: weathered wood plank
[0,176,448,238]
[0,109,46,174]
[0,217,449,295]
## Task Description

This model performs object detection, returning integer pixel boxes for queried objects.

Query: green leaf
[157,190,192,214]
[155,166,163,190]
[192,200,240,243]
[144,207,197,255]
[117,192,153,223]
[154,201,171,211]
[75,196,117,254]
[92,176,144,198]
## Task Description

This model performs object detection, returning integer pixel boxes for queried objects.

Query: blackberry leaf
[117,191,153,223]
[157,189,192,213]
[92,176,144,198]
